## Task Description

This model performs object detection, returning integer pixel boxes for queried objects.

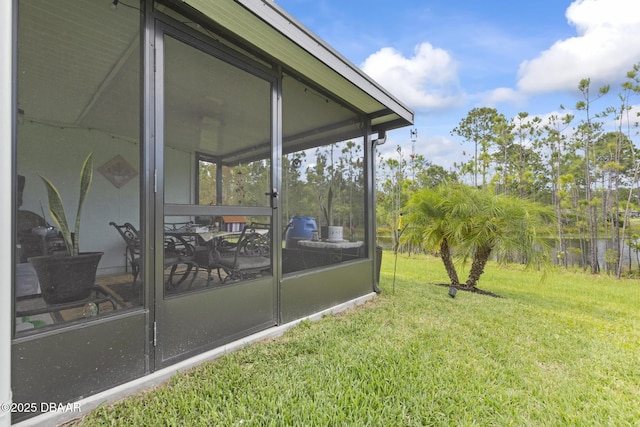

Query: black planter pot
[29,252,103,304]
[320,225,329,240]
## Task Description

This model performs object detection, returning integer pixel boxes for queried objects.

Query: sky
[275,0,640,170]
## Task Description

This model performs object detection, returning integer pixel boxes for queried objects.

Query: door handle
[265,189,278,209]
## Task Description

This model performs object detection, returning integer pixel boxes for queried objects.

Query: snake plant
[39,152,94,256]
[321,186,334,226]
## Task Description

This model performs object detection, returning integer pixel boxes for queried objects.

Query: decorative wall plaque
[98,155,138,189]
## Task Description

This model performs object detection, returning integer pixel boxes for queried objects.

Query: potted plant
[28,153,103,304]
[320,186,343,241]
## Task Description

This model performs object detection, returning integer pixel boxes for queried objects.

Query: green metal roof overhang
[182,0,414,133]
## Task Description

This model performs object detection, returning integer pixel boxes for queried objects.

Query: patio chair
[110,222,200,290]
[195,234,238,284]
[162,232,200,290]
[109,222,141,289]
[213,222,271,283]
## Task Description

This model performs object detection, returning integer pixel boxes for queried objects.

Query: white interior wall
[17,121,196,275]
[17,121,141,275]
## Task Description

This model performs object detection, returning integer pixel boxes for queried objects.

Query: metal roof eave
[181,0,414,131]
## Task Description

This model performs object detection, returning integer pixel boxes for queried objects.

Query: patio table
[296,239,364,268]
[164,226,239,243]
[297,240,364,250]
[164,227,244,285]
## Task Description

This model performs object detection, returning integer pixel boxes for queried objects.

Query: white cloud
[517,0,640,94]
[360,42,463,110]
[482,87,526,106]
[419,135,464,169]
[377,131,463,171]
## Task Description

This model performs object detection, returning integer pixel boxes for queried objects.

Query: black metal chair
[162,232,200,290]
[110,222,200,290]
[212,222,271,283]
[109,222,141,289]
[196,233,239,283]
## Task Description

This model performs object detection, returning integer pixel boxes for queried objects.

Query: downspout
[374,130,387,147]
[0,0,14,426]
[371,130,386,294]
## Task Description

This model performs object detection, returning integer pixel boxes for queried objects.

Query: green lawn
[76,253,640,426]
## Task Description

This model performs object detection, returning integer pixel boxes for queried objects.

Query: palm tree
[405,185,460,287]
[406,184,553,290]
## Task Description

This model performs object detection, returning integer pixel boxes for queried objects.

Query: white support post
[0,0,14,426]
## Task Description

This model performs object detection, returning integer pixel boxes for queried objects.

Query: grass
[75,253,640,426]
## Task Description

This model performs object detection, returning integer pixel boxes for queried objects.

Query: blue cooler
[285,216,317,248]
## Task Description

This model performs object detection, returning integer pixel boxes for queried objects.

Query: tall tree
[615,63,640,277]
[593,131,636,274]
[575,78,610,274]
[508,113,545,199]
[415,163,458,188]
[542,112,574,267]
[451,107,502,187]
[491,112,515,194]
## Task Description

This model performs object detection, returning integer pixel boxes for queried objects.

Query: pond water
[550,238,640,272]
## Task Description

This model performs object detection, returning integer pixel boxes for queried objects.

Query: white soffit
[182,0,414,129]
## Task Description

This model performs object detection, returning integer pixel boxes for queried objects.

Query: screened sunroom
[2,0,412,424]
